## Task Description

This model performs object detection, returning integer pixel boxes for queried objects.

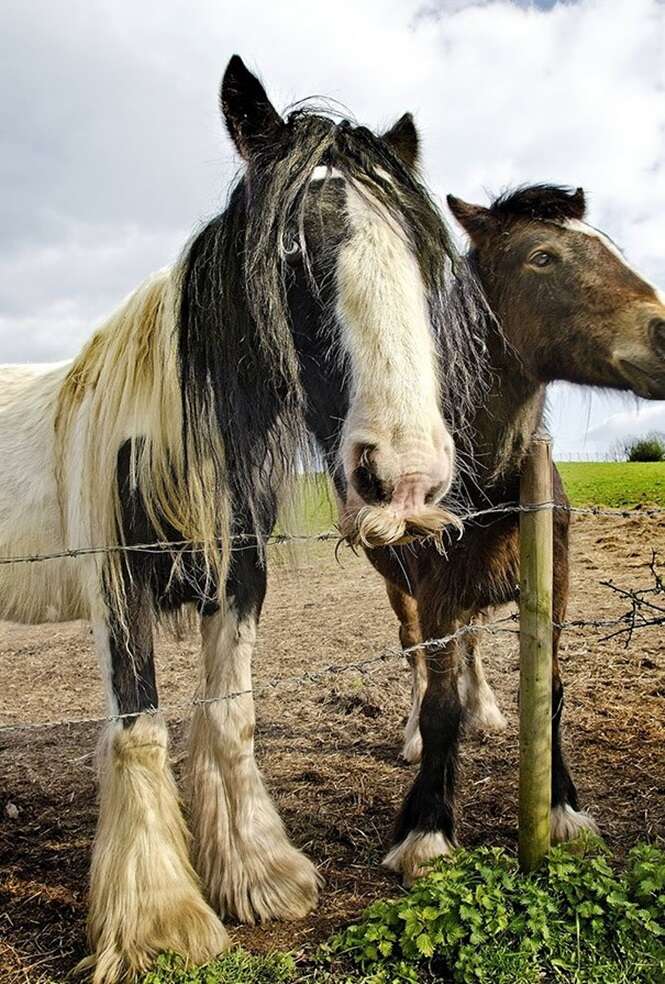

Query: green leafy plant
[322,839,665,983]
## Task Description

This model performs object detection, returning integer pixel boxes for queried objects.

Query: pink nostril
[345,436,454,511]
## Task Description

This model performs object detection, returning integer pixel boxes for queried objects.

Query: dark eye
[282,235,301,265]
[529,250,554,268]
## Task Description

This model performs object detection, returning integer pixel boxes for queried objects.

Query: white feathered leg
[402,653,427,763]
[190,600,320,924]
[83,714,228,984]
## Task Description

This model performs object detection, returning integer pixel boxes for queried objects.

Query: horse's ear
[221,55,285,160]
[447,195,494,245]
[382,113,419,170]
[570,187,586,219]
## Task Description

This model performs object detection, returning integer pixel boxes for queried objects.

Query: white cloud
[1,0,664,449]
[0,218,185,360]
[586,402,665,444]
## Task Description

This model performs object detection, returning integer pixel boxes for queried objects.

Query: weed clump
[322,839,665,983]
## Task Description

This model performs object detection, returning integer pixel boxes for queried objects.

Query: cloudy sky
[1,0,664,455]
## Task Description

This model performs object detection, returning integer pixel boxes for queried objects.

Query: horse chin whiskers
[341,503,462,550]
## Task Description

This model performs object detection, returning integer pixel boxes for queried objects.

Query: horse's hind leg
[84,586,227,984]
[457,611,507,733]
[549,500,599,842]
[189,540,319,924]
[385,580,426,763]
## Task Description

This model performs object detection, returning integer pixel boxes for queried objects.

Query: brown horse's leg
[550,493,599,841]
[385,580,427,763]
[458,610,508,732]
[384,590,461,884]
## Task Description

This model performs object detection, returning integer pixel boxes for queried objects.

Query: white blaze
[335,180,451,487]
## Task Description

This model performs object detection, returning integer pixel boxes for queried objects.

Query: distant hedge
[622,433,665,463]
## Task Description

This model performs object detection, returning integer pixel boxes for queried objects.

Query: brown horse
[364,185,665,884]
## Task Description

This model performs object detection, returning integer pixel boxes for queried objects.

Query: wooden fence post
[519,437,553,873]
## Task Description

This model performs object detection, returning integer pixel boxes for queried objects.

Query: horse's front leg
[384,608,461,886]
[189,544,320,924]
[84,585,227,984]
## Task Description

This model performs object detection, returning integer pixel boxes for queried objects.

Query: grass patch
[138,950,298,984]
[556,461,665,508]
[277,472,337,537]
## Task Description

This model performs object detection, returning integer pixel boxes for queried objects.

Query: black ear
[447,194,494,245]
[570,187,586,220]
[382,113,419,170]
[220,55,285,160]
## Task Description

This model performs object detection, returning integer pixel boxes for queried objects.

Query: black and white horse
[1,57,486,980]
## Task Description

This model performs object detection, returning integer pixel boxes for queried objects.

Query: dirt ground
[1,514,664,983]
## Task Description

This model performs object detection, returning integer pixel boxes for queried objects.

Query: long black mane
[178,107,490,540]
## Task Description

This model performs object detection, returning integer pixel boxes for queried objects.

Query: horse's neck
[468,327,546,495]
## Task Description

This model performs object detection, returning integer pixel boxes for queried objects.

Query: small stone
[5,802,19,819]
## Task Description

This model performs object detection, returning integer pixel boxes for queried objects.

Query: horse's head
[447,185,665,399]
[219,56,484,546]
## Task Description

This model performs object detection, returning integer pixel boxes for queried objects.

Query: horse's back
[0,361,88,623]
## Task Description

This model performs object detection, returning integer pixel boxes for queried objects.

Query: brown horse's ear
[382,113,419,170]
[570,187,586,220]
[447,195,494,245]
[221,55,285,160]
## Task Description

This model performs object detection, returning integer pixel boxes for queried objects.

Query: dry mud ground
[1,514,664,982]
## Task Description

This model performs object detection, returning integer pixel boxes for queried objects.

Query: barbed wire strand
[3,595,664,736]
[0,615,520,734]
[0,501,660,568]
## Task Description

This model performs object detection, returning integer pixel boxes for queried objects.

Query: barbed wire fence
[0,493,663,738]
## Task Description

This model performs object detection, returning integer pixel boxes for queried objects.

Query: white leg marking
[401,653,426,764]
[458,636,507,733]
[82,715,228,984]
[383,831,455,887]
[190,603,320,924]
[551,804,600,843]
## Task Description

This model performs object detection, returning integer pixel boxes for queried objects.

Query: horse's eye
[282,236,301,265]
[529,250,554,268]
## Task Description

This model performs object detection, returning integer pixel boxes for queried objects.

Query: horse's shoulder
[0,361,71,410]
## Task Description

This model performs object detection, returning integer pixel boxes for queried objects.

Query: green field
[557,460,665,508]
[285,463,665,537]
